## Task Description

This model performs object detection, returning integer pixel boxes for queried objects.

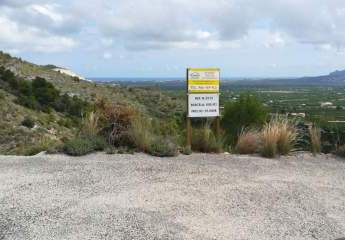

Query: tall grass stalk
[128,115,153,152]
[82,111,100,137]
[260,121,280,158]
[309,125,321,155]
[276,117,297,155]
[260,116,297,158]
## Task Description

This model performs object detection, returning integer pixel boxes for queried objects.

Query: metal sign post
[186,68,221,149]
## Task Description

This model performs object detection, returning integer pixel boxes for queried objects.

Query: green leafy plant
[63,137,97,156]
[149,137,178,157]
[21,117,35,128]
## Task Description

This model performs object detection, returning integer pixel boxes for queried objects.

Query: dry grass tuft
[259,116,297,158]
[128,115,153,152]
[276,117,297,155]
[260,121,280,158]
[81,111,100,137]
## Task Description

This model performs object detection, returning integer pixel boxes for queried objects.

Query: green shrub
[91,136,108,151]
[149,137,178,157]
[46,143,64,154]
[181,145,192,155]
[63,137,96,156]
[21,137,55,156]
[222,94,267,145]
[21,117,35,128]
[23,145,48,156]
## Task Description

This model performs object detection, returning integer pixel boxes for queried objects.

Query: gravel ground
[1,152,345,240]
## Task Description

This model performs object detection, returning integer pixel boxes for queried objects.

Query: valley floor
[1,153,345,240]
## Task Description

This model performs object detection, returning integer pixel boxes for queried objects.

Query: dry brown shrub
[95,99,138,146]
[235,129,259,154]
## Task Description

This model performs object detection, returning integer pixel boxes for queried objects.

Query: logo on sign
[190,72,200,79]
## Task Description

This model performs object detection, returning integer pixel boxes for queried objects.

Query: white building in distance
[52,68,90,82]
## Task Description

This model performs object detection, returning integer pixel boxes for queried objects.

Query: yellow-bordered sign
[187,68,220,93]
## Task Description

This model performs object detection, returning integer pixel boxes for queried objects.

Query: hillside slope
[0,51,184,119]
[0,51,184,155]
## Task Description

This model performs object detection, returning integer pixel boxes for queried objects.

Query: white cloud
[1,0,345,53]
[103,52,112,60]
[265,33,286,48]
[0,16,77,53]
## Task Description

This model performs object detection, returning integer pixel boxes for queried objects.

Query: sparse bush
[23,145,47,156]
[106,146,134,154]
[192,122,223,153]
[22,137,55,156]
[91,136,108,151]
[46,143,64,154]
[63,137,96,156]
[21,117,35,128]
[96,100,138,146]
[57,118,74,128]
[309,125,321,155]
[181,145,192,155]
[235,129,259,154]
[335,145,345,158]
[222,94,267,145]
[105,146,117,154]
[149,137,178,157]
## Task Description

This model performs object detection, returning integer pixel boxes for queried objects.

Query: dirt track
[1,153,345,240]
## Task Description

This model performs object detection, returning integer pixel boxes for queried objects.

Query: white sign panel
[188,94,219,117]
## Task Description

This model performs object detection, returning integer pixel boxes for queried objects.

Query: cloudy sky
[1,0,345,78]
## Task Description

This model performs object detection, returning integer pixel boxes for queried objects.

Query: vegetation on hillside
[0,67,91,117]
[1,51,345,158]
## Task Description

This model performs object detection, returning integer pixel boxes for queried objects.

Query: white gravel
[1,152,345,240]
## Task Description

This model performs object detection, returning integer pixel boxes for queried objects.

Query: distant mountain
[229,70,345,86]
